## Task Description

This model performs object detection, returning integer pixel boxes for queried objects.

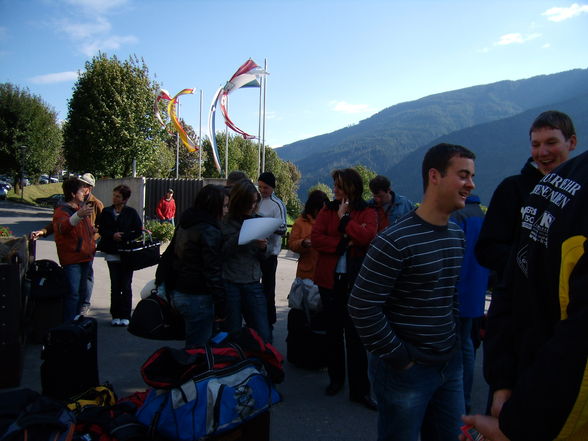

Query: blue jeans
[171,290,214,347]
[224,281,272,343]
[459,317,475,413]
[82,262,94,308]
[370,350,465,441]
[62,262,92,322]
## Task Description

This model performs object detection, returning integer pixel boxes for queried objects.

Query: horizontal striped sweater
[348,211,464,369]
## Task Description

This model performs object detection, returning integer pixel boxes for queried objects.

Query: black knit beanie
[258,172,276,188]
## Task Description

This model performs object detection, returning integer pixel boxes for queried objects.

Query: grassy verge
[7,183,62,206]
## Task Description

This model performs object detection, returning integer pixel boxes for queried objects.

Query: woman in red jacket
[53,177,96,322]
[311,168,378,410]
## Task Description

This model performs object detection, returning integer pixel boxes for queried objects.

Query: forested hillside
[276,68,588,199]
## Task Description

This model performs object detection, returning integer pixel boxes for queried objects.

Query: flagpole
[261,58,268,172]
[176,100,180,179]
[198,89,202,180]
[225,98,229,179]
[257,64,263,179]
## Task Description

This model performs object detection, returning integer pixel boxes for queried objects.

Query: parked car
[36,194,63,207]
[0,186,6,200]
[0,181,11,192]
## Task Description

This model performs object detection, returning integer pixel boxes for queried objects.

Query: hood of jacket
[179,207,220,230]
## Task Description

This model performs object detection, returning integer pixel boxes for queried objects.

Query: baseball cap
[79,173,96,187]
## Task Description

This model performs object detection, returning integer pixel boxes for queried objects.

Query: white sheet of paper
[238,217,283,245]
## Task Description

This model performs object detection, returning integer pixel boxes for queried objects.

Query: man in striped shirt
[349,143,476,441]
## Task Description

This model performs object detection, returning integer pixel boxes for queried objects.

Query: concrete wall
[93,177,146,221]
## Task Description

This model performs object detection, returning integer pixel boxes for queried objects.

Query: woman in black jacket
[97,184,142,326]
[168,184,227,346]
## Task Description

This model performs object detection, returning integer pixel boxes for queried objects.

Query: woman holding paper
[311,168,378,410]
[221,179,272,342]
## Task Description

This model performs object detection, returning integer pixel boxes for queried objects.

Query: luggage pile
[1,323,283,441]
[285,277,328,369]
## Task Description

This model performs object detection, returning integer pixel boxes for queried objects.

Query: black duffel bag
[128,291,185,341]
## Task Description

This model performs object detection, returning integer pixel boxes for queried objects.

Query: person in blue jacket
[451,194,490,413]
[368,175,415,232]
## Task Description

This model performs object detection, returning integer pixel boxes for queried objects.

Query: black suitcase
[41,316,99,399]
[26,259,68,343]
[286,308,328,369]
[0,240,27,389]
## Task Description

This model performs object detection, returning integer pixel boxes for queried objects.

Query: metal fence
[144,178,226,222]
[93,177,226,223]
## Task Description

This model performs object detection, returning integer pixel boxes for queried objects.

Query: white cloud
[542,43,551,49]
[80,34,138,56]
[52,0,136,56]
[329,100,373,114]
[495,32,541,46]
[29,71,80,84]
[542,3,588,22]
[57,17,111,40]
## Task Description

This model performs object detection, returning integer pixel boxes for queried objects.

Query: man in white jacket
[257,172,287,326]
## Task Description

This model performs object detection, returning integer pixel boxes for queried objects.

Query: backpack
[72,402,147,441]
[67,384,117,414]
[0,395,76,441]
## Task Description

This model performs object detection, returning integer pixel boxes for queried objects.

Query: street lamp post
[19,145,27,200]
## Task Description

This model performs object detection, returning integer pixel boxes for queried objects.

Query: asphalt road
[0,199,489,441]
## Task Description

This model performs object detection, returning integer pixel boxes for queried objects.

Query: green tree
[63,53,172,178]
[353,164,377,201]
[164,119,208,178]
[308,182,334,201]
[0,83,63,182]
[202,133,301,217]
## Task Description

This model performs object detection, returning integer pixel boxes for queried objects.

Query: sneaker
[120,319,130,327]
[79,305,91,316]
[111,318,121,326]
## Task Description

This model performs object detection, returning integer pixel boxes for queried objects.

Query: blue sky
[1,0,587,149]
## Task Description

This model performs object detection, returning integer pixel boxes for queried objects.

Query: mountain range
[276,68,588,204]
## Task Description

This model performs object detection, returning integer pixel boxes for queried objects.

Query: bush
[144,220,175,243]
[0,226,13,237]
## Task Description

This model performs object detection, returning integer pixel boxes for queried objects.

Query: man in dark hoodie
[475,110,577,280]
[463,148,588,441]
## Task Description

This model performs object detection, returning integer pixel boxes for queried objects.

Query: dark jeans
[171,290,214,347]
[370,350,464,441]
[107,261,134,320]
[319,275,370,398]
[224,280,272,343]
[260,255,278,325]
[459,317,475,413]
